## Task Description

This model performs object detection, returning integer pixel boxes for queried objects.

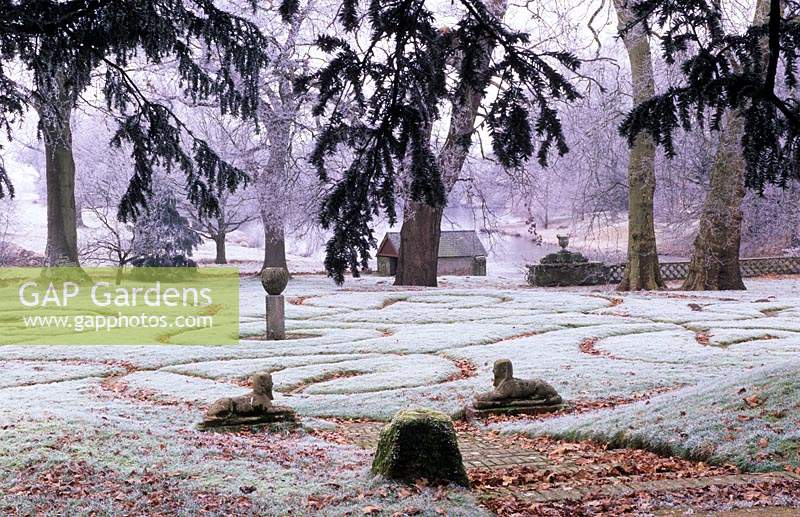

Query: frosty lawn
[499,361,800,472]
[2,274,800,512]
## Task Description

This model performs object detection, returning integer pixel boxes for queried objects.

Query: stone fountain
[526,235,608,287]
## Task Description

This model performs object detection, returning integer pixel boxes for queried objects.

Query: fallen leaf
[744,395,764,408]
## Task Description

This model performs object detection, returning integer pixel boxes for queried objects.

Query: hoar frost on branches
[280,0,582,283]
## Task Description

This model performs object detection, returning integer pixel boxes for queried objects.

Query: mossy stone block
[371,408,469,487]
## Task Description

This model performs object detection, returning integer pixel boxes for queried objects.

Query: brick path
[335,421,800,505]
[500,472,800,503]
[339,421,552,469]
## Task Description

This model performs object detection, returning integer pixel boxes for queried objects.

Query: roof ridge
[378,230,486,258]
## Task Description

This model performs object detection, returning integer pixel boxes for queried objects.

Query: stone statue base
[466,400,565,418]
[266,294,285,340]
[197,372,297,431]
[197,407,297,432]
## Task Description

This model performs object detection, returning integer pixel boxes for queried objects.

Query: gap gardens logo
[0,268,240,345]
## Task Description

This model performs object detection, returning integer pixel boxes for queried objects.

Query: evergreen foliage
[0,0,269,220]
[131,188,201,264]
[281,0,581,283]
[621,0,800,193]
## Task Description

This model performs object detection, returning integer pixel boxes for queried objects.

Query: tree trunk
[614,0,663,291]
[259,109,291,273]
[262,222,287,270]
[38,74,80,267]
[681,0,770,291]
[682,117,746,290]
[394,0,508,286]
[789,181,800,248]
[214,232,227,265]
[395,201,443,286]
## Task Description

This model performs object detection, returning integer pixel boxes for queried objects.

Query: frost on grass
[500,361,800,472]
[0,378,483,515]
[4,274,800,500]
[0,360,120,388]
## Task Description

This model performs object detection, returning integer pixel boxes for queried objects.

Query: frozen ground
[2,273,800,512]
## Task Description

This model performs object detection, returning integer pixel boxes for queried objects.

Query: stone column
[265,295,285,340]
[261,267,289,340]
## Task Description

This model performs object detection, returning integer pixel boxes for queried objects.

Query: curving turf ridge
[498,360,800,472]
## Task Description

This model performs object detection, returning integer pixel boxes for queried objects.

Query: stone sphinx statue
[198,372,296,430]
[471,359,563,415]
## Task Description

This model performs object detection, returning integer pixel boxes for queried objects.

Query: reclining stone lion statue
[472,359,563,414]
[198,371,296,430]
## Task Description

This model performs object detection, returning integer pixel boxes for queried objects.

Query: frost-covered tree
[80,169,140,274]
[613,0,664,291]
[178,111,260,265]
[131,185,202,266]
[160,0,323,271]
[192,188,259,264]
[0,1,268,267]
[680,0,770,291]
[254,0,319,272]
[622,0,800,282]
[281,0,581,283]
[624,0,800,183]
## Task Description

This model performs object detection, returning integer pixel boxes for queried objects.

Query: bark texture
[214,232,227,265]
[681,0,770,291]
[259,74,293,273]
[262,224,288,270]
[614,0,664,291]
[38,73,80,267]
[682,117,747,290]
[394,201,443,286]
[394,0,507,286]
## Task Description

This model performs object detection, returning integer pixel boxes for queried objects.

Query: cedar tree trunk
[395,201,443,286]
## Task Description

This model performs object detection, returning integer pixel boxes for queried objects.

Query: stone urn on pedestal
[261,267,289,340]
[526,236,609,287]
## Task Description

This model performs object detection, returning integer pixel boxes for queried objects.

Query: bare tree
[613,0,663,291]
[192,188,259,264]
[80,176,139,284]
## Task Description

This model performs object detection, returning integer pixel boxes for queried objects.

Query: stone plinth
[261,267,288,340]
[527,261,609,287]
[372,408,469,487]
[266,295,285,340]
[526,242,609,287]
